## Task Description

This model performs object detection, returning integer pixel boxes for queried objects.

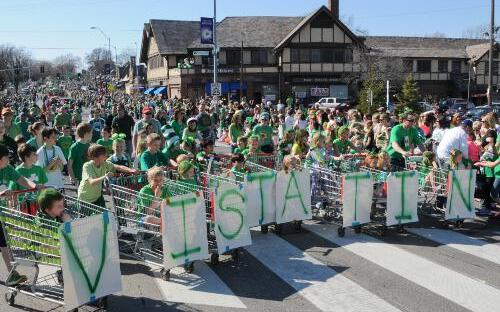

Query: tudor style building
[139,1,500,103]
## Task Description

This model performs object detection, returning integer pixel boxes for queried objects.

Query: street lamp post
[90,26,112,74]
[488,0,495,106]
[213,0,218,99]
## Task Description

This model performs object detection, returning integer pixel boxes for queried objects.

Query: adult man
[2,108,21,140]
[132,106,161,156]
[88,108,106,142]
[436,119,472,169]
[53,106,71,130]
[386,112,425,171]
[112,104,135,154]
[196,103,214,143]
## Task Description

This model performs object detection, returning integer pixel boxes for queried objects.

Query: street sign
[211,82,222,96]
[193,51,210,56]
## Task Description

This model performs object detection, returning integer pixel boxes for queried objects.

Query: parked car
[417,101,433,112]
[441,98,475,113]
[465,106,493,121]
[316,97,343,109]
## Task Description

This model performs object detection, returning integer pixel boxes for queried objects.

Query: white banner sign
[386,171,419,226]
[162,193,209,270]
[342,172,373,228]
[214,184,252,254]
[445,170,476,220]
[244,171,277,227]
[275,170,312,224]
[60,212,122,311]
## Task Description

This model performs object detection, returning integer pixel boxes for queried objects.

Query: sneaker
[5,270,27,286]
[476,208,492,216]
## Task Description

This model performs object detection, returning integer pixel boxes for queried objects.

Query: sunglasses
[144,112,152,115]
[406,119,415,122]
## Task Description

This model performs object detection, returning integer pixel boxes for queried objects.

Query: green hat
[37,188,63,212]
[178,160,194,176]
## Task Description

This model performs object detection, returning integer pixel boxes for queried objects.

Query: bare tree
[426,32,447,38]
[53,53,81,76]
[116,47,136,67]
[341,15,369,36]
[0,45,33,92]
[85,47,113,74]
[462,24,498,40]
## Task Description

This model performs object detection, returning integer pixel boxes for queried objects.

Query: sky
[0,0,497,66]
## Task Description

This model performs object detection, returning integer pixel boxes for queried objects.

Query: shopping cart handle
[0,188,39,196]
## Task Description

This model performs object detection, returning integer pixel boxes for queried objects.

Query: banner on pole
[215,184,252,254]
[275,170,312,224]
[162,193,209,270]
[60,212,122,311]
[445,170,476,220]
[244,171,276,227]
[386,171,419,226]
[342,172,373,228]
[200,17,214,44]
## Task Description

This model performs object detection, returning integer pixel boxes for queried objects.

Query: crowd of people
[0,82,499,286]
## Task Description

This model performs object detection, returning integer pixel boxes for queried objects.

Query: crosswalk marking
[153,262,246,309]
[304,222,500,312]
[407,228,500,266]
[245,231,401,312]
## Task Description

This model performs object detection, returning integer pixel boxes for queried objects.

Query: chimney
[328,0,339,19]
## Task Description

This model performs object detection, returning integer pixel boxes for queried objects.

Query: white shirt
[36,145,67,189]
[284,116,295,131]
[431,128,447,144]
[436,126,468,161]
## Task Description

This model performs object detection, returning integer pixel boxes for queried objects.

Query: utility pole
[213,0,218,99]
[240,36,244,101]
[488,0,495,106]
[386,80,390,111]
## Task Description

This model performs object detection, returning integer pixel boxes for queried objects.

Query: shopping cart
[330,153,366,173]
[1,189,111,309]
[246,153,281,171]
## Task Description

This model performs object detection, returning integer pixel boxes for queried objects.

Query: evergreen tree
[357,69,385,114]
[395,74,420,115]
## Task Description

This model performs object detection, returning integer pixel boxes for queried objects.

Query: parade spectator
[68,123,92,186]
[36,128,66,190]
[111,104,135,154]
[437,119,472,169]
[2,108,21,140]
[386,112,424,171]
[132,106,161,156]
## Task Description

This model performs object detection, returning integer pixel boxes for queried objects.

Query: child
[230,153,249,182]
[0,144,42,286]
[283,155,301,174]
[278,131,294,159]
[177,160,197,186]
[137,167,170,227]
[183,118,198,143]
[291,129,309,159]
[57,125,73,161]
[449,149,470,170]
[36,128,67,190]
[26,122,45,150]
[36,188,71,226]
[305,133,328,167]
[420,151,438,190]
[333,126,360,160]
[68,123,92,186]
[96,126,113,156]
[246,135,261,157]
[140,133,169,171]
[234,136,248,155]
[78,144,137,207]
[108,135,131,167]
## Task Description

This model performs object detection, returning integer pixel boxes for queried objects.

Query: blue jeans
[491,178,500,204]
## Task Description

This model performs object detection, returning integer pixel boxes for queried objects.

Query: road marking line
[245,231,400,312]
[304,222,500,312]
[407,228,500,266]
[153,262,246,309]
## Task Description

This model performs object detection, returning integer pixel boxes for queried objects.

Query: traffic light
[56,73,61,79]
[104,64,111,75]
[40,65,44,74]
[77,73,81,80]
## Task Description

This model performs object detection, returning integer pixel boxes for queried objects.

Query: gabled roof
[189,16,303,49]
[365,36,488,59]
[274,6,365,51]
[466,43,491,63]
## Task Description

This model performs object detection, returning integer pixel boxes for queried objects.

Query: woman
[0,120,18,164]
[228,113,243,152]
[169,109,185,137]
[26,122,45,150]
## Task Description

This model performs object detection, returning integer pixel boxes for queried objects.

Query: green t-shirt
[386,124,422,159]
[140,150,168,171]
[16,121,30,140]
[57,136,73,159]
[10,164,48,200]
[229,124,243,144]
[96,138,113,156]
[68,141,90,181]
[77,160,115,203]
[170,120,185,137]
[136,185,171,219]
[54,113,71,128]
[182,128,197,142]
[494,158,500,178]
[253,124,274,147]
[6,123,21,140]
[0,165,21,192]
[333,139,352,155]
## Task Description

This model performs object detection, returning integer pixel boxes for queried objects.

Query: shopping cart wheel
[380,226,388,237]
[210,253,220,266]
[337,227,346,237]
[185,262,195,273]
[397,225,405,234]
[274,224,283,236]
[293,221,302,233]
[231,249,239,262]
[96,296,108,309]
[5,291,16,306]
[160,268,170,281]
[260,225,269,234]
[354,226,362,234]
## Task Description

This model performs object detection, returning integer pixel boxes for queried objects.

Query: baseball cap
[462,119,473,128]
[260,112,270,120]
[142,106,153,114]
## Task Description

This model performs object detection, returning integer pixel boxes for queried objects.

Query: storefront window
[311,49,321,63]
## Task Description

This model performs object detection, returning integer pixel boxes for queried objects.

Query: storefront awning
[204,82,247,94]
[154,86,167,94]
[144,88,155,95]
